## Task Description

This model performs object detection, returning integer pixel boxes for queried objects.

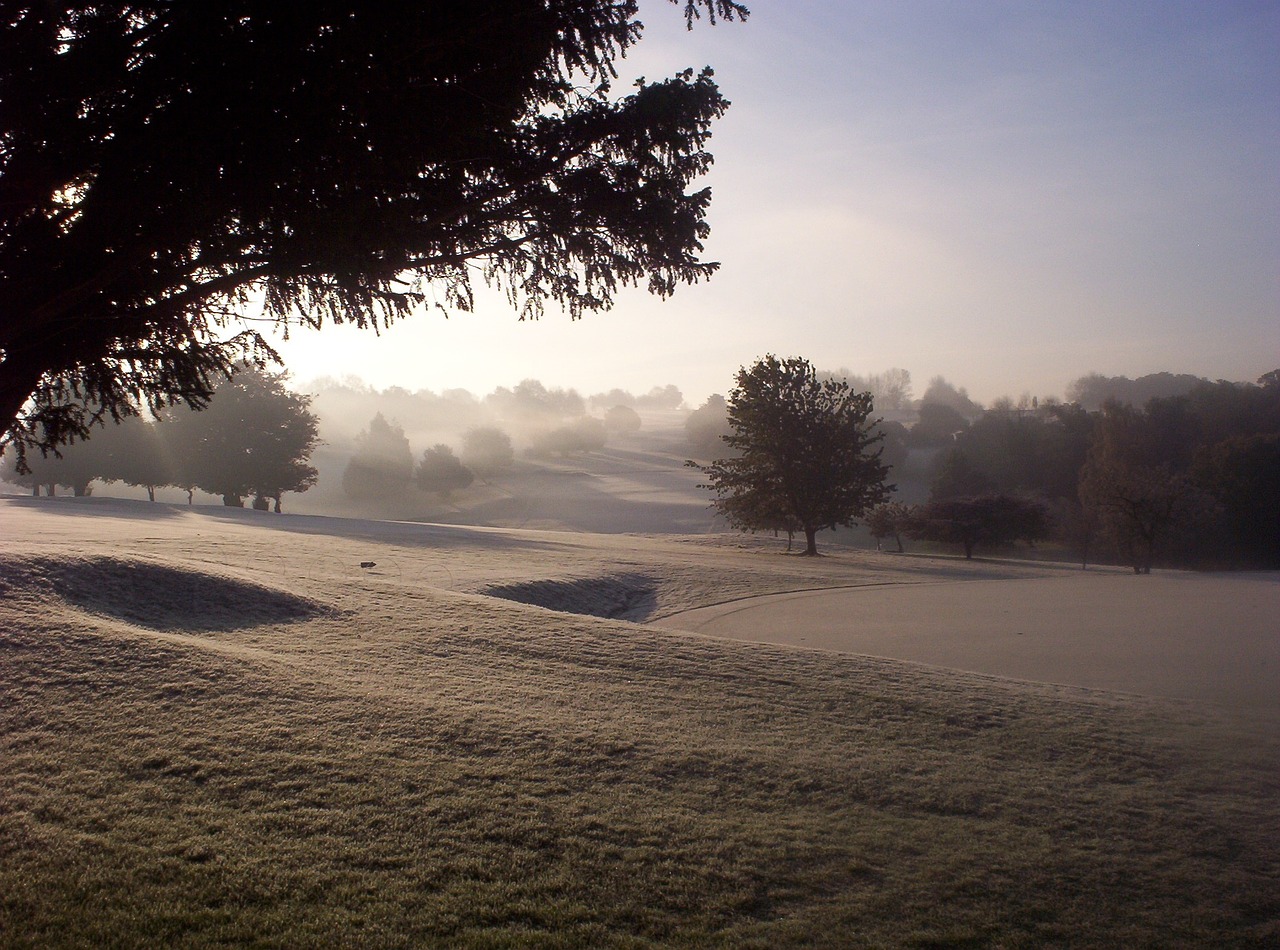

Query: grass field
[1,496,1277,947]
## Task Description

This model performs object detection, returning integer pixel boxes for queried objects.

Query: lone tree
[0,1,748,461]
[697,355,892,555]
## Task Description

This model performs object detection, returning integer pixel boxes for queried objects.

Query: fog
[5,364,1273,569]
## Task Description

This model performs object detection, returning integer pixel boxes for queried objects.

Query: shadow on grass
[1,494,188,520]
[0,554,340,631]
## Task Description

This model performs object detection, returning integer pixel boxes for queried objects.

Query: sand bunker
[484,573,657,621]
[0,554,338,631]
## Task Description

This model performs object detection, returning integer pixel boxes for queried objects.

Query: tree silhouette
[1191,434,1280,568]
[908,402,970,447]
[1,1,748,460]
[1077,403,1213,573]
[910,494,1050,560]
[697,355,892,556]
[97,414,173,502]
[636,384,684,409]
[604,404,642,433]
[158,365,319,509]
[529,417,608,457]
[866,501,916,553]
[1,429,108,496]
[685,393,732,460]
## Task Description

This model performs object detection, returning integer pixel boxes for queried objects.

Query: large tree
[157,365,320,509]
[697,355,892,556]
[95,412,173,501]
[0,0,747,459]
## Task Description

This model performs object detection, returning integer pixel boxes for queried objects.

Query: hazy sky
[271,0,1279,406]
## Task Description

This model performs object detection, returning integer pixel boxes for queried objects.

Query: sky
[268,0,1279,407]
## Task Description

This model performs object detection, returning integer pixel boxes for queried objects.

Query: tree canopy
[0,0,748,460]
[697,355,892,555]
[416,444,474,498]
[158,364,320,509]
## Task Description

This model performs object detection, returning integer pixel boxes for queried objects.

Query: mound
[0,554,338,631]
[484,573,657,621]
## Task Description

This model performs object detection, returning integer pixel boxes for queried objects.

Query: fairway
[657,571,1280,714]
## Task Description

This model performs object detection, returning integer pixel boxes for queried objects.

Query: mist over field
[9,364,1272,566]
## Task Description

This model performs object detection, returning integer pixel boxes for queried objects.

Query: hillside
[1,497,1276,946]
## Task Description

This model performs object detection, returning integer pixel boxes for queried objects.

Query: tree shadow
[2,494,187,520]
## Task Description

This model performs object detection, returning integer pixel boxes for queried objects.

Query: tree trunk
[963,539,975,559]
[893,532,904,554]
[186,488,194,505]
[31,485,39,497]
[146,485,156,502]
[803,526,818,556]
[273,495,282,513]
[222,493,243,507]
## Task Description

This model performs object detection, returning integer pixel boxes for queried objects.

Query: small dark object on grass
[360,562,376,570]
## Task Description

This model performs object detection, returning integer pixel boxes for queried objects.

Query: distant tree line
[863,372,1280,570]
[1066,371,1209,412]
[1,365,320,511]
[331,377,665,505]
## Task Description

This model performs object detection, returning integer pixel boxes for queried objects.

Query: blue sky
[273,0,1279,405]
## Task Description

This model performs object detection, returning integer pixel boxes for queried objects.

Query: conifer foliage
[697,355,892,555]
[0,1,748,460]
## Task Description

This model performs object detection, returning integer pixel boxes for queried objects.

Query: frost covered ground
[2,495,1277,947]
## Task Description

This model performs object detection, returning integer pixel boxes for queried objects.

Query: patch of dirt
[0,554,339,631]
[483,573,658,621]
